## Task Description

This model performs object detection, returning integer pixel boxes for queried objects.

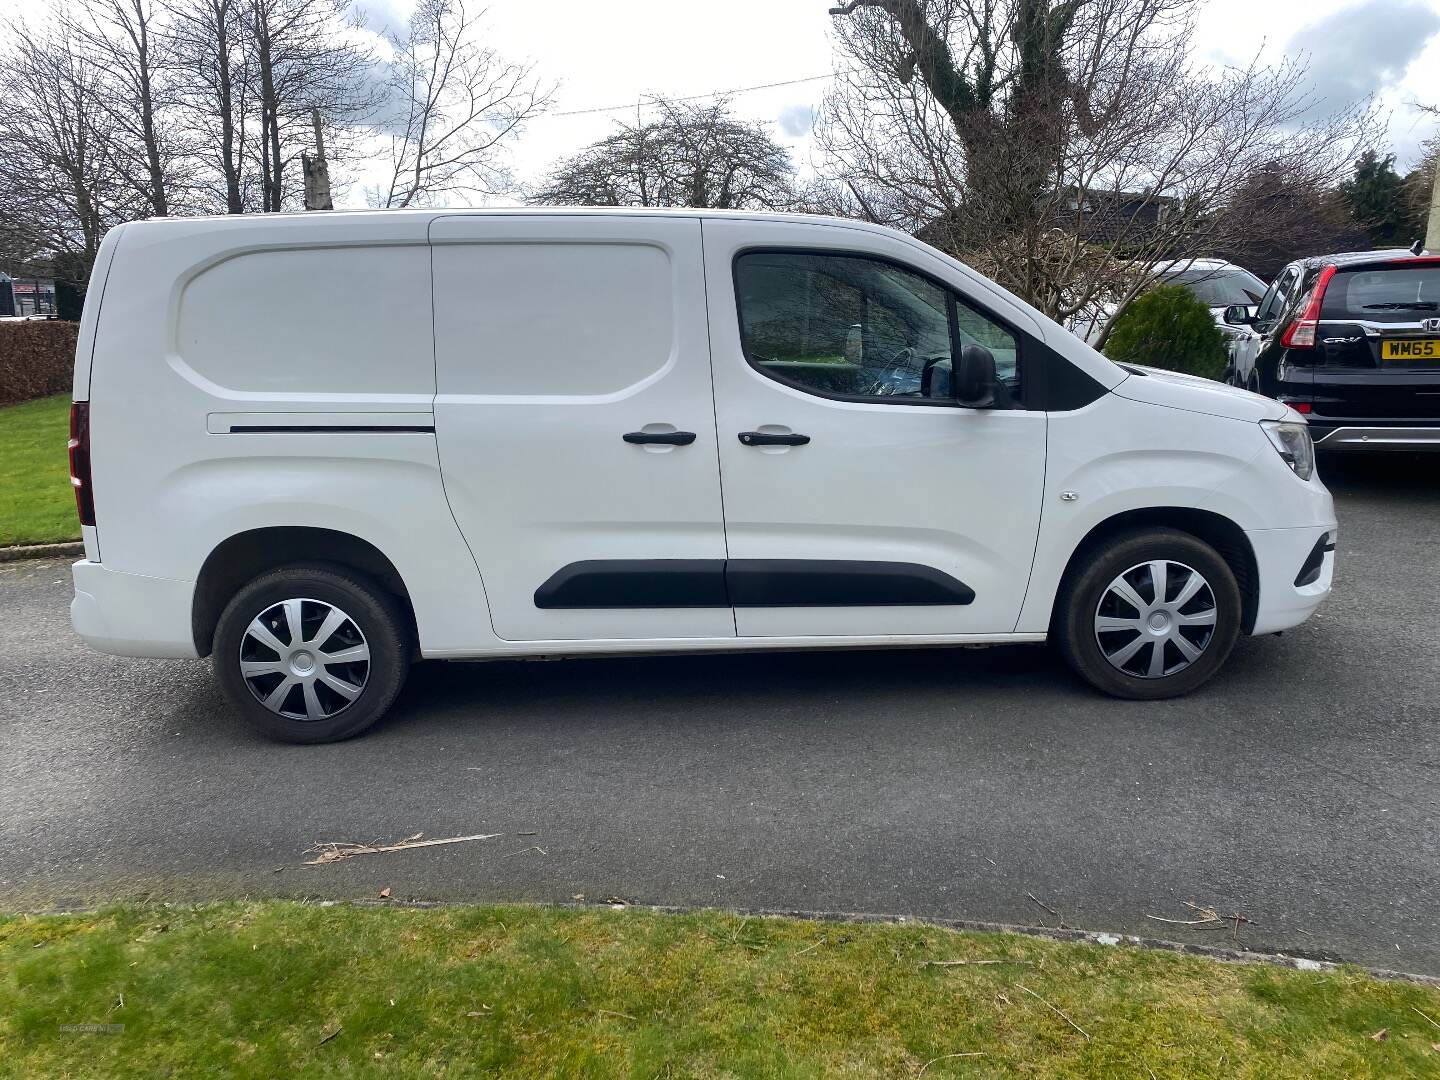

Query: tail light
[1281,400,1313,415]
[1280,265,1336,349]
[68,401,95,527]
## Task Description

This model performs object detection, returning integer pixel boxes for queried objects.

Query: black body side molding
[533,559,974,609]
[725,560,975,607]
[534,560,729,609]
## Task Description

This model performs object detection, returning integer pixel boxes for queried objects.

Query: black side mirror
[1223,305,1256,327]
[954,344,996,407]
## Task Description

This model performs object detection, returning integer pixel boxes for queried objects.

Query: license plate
[1381,339,1440,360]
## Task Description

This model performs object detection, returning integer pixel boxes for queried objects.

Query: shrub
[1102,284,1227,380]
[0,321,79,406]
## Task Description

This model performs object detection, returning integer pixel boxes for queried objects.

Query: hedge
[0,321,78,406]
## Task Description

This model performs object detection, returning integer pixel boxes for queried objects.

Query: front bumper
[71,560,199,659]
[1245,524,1336,636]
[1312,425,1440,450]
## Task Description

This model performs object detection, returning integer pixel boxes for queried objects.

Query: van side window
[733,251,1019,405]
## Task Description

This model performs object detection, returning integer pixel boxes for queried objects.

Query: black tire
[213,564,411,743]
[1055,528,1242,700]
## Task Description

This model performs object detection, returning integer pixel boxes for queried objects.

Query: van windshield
[1321,266,1440,323]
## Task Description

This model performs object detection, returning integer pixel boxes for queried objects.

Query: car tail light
[69,401,95,527]
[1280,265,1336,349]
[1282,400,1313,414]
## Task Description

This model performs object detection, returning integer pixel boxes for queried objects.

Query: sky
[3,0,1439,206]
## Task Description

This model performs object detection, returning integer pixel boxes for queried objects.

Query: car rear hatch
[1309,258,1440,422]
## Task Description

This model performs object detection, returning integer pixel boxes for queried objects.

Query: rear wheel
[213,565,410,743]
[1055,528,1241,700]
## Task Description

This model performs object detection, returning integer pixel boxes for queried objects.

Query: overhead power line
[549,71,841,118]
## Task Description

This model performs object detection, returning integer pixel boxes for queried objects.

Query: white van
[68,209,1336,742]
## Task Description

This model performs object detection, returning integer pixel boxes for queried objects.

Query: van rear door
[431,214,733,643]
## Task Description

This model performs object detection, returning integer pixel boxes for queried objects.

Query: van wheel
[213,565,410,743]
[1055,528,1241,700]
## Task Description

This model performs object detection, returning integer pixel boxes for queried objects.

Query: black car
[1227,249,1440,449]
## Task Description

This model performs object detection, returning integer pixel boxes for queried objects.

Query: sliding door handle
[623,430,696,445]
[739,431,810,446]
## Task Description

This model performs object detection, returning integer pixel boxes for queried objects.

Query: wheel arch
[192,526,417,657]
[1051,507,1259,635]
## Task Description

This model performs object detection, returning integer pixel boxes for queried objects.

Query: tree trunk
[215,0,242,213]
[132,1,168,216]
[255,9,279,212]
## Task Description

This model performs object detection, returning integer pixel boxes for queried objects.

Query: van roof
[116,205,908,236]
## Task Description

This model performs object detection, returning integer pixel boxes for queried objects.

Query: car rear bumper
[1312,424,1440,449]
[71,560,199,659]
[1246,524,1336,636]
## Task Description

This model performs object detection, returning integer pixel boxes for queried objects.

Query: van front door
[432,215,733,642]
[702,218,1047,639]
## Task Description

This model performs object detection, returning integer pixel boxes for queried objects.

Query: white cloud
[778,103,817,138]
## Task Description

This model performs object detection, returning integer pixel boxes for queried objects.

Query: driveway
[2,455,1437,975]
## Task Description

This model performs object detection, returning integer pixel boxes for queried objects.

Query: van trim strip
[534,559,975,609]
[206,411,437,434]
[227,424,437,434]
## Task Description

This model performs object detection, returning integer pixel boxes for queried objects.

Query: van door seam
[424,216,502,643]
[1010,410,1051,633]
[698,218,738,636]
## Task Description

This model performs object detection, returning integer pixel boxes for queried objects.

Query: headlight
[1260,420,1314,481]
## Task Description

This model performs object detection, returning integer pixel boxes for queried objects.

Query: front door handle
[738,431,810,446]
[623,430,696,445]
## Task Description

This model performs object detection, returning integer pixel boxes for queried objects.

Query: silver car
[1073,259,1269,386]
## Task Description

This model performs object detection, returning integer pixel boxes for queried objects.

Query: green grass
[3,903,1439,1077]
[0,393,78,547]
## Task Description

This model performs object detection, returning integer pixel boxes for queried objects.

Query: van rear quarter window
[175,246,434,395]
[432,242,675,396]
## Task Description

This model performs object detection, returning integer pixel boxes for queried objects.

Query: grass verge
[0,393,77,547]
[3,902,1439,1077]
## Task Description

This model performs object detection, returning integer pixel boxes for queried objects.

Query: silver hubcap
[239,598,370,721]
[1094,560,1217,679]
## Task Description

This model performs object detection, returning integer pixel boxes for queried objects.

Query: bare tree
[0,22,140,280]
[823,0,1375,344]
[69,0,185,216]
[1211,165,1370,280]
[248,0,380,211]
[533,96,796,209]
[372,0,549,208]
[169,0,255,212]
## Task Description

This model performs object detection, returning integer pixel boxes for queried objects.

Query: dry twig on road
[305,832,501,865]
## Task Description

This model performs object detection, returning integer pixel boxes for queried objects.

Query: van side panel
[83,214,494,658]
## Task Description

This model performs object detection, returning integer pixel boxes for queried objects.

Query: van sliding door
[430,215,734,643]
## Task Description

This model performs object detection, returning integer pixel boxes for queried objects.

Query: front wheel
[213,565,411,743]
[1055,528,1242,700]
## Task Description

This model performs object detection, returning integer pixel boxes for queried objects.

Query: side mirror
[954,344,996,408]
[1223,305,1256,327]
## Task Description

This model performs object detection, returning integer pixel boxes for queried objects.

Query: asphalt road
[2,454,1438,975]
